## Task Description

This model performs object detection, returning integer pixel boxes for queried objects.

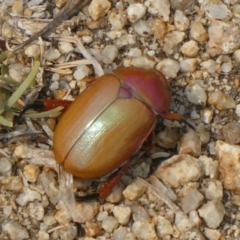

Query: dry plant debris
[1,0,240,239]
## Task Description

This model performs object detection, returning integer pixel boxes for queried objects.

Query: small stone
[200,109,213,124]
[109,10,127,30]
[181,188,204,213]
[58,225,77,240]
[85,222,102,237]
[163,31,185,55]
[233,49,240,63]
[216,140,240,194]
[102,216,119,233]
[132,204,150,222]
[174,211,195,233]
[235,104,240,117]
[43,215,57,227]
[222,122,240,144]
[9,63,29,82]
[174,10,189,31]
[208,90,236,110]
[132,20,152,36]
[196,123,211,144]
[132,220,157,240]
[58,42,74,54]
[180,58,198,72]
[45,48,61,61]
[190,22,208,42]
[185,83,207,106]
[207,21,240,56]
[113,205,132,225]
[24,44,40,57]
[71,201,100,224]
[170,0,195,10]
[131,56,155,69]
[180,40,199,57]
[156,216,173,237]
[178,130,202,157]
[221,61,233,73]
[205,3,232,20]
[156,59,180,78]
[16,186,41,206]
[122,179,147,200]
[157,127,179,149]
[112,227,128,240]
[145,0,170,21]
[2,220,29,240]
[201,179,223,201]
[127,3,147,23]
[189,210,202,227]
[198,200,225,228]
[38,231,50,240]
[28,202,44,221]
[204,228,221,240]
[23,164,40,182]
[73,65,91,81]
[201,59,220,75]
[116,34,136,48]
[1,176,23,192]
[199,155,219,179]
[184,228,205,240]
[88,0,111,20]
[127,47,142,57]
[54,208,72,225]
[151,18,167,41]
[101,45,119,64]
[155,154,203,188]
[0,157,12,177]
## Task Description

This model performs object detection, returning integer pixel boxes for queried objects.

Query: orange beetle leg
[99,161,130,199]
[161,112,195,130]
[20,99,72,117]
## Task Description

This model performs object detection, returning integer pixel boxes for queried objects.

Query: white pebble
[198,200,225,228]
[133,20,152,36]
[180,58,198,72]
[181,188,204,213]
[156,59,180,78]
[58,42,74,54]
[113,205,132,225]
[16,187,41,206]
[208,90,236,110]
[174,10,189,31]
[45,48,61,61]
[185,83,207,106]
[73,65,90,81]
[127,3,147,23]
[102,216,119,233]
[109,10,127,30]
[201,179,223,200]
[221,61,233,73]
[156,216,173,237]
[123,179,147,200]
[101,45,119,64]
[24,44,40,57]
[180,40,199,57]
[131,56,155,69]
[132,220,157,240]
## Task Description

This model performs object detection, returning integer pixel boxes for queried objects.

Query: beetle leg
[161,112,195,130]
[19,99,72,117]
[99,161,130,199]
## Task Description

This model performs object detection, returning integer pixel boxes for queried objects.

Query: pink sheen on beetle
[113,68,171,114]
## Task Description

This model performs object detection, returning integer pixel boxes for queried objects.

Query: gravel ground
[1,0,240,239]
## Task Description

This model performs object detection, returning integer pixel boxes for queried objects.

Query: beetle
[25,67,191,198]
